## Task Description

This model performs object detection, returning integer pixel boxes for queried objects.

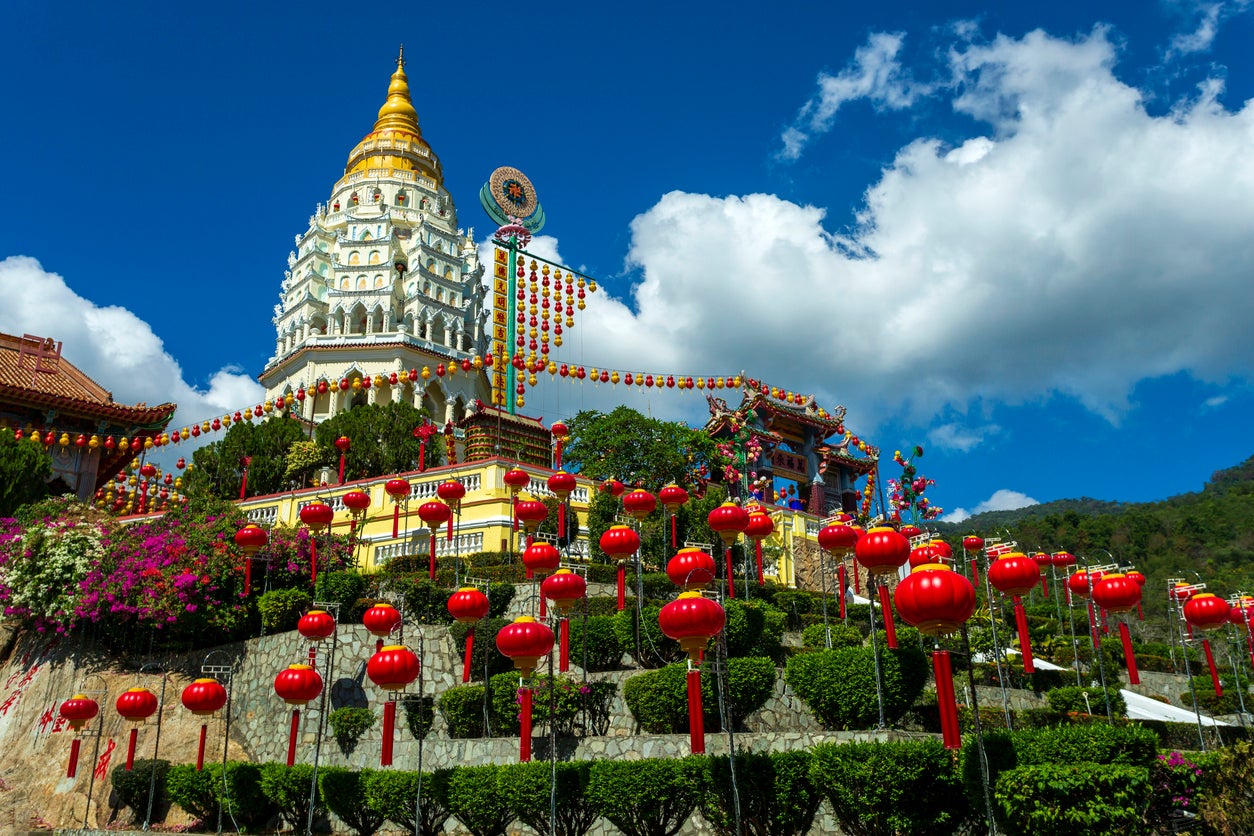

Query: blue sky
[3,0,1254,520]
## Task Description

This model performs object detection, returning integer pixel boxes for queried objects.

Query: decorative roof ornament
[482,165,546,238]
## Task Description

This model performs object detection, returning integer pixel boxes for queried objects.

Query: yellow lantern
[527,373,538,386]
[554,336,563,347]
[547,361,557,375]
[422,366,431,380]
[610,371,620,385]
[144,437,154,450]
[473,356,483,369]
[716,377,725,389]
[263,400,273,413]
[589,368,598,381]
[374,374,386,387]
[88,435,100,449]
[635,373,644,387]
[696,378,706,390]
[58,433,70,447]
[351,377,362,391]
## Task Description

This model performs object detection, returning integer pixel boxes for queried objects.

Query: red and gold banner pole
[1202,638,1223,696]
[381,700,396,767]
[462,632,475,684]
[286,708,300,767]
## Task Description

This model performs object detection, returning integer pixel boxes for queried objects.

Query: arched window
[349,252,361,266]
[369,251,381,265]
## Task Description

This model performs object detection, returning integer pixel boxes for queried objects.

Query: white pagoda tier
[260,49,490,426]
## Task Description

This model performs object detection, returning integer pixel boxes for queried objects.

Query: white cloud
[778,32,931,161]
[927,422,1001,453]
[942,489,1040,523]
[1166,1,1250,58]
[0,256,264,444]
[550,25,1254,433]
[1202,394,1229,409]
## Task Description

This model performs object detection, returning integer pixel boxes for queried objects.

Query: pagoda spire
[372,46,420,135]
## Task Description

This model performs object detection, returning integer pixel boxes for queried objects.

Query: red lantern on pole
[297,609,336,642]
[448,588,491,682]
[600,524,641,611]
[1030,552,1052,599]
[894,564,976,749]
[496,617,556,762]
[416,499,450,580]
[542,569,587,672]
[367,645,420,767]
[547,471,576,539]
[988,551,1041,674]
[658,592,726,755]
[707,502,750,599]
[621,488,657,523]
[550,420,569,469]
[659,484,690,548]
[274,664,323,766]
[1125,570,1147,620]
[115,687,159,771]
[962,535,985,583]
[1230,596,1254,669]
[504,468,530,531]
[667,547,717,591]
[299,501,334,587]
[600,479,626,498]
[1183,593,1232,697]
[908,543,939,569]
[743,508,774,586]
[334,436,351,483]
[233,523,268,597]
[819,522,860,607]
[362,601,403,651]
[855,526,910,649]
[899,524,923,540]
[1091,573,1144,685]
[385,478,412,540]
[180,678,227,770]
[59,694,100,778]
[437,479,466,542]
[342,489,371,535]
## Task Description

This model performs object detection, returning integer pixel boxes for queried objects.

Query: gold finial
[373,48,419,134]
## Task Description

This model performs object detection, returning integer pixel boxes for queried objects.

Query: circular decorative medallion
[488,166,538,220]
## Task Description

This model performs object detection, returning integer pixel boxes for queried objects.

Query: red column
[559,619,570,673]
[1202,639,1223,697]
[725,548,736,599]
[837,564,847,620]
[462,632,475,684]
[125,727,139,771]
[286,709,300,767]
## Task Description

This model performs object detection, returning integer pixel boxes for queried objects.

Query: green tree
[0,428,52,517]
[562,406,722,489]
[284,439,324,487]
[315,401,441,479]
[184,416,306,499]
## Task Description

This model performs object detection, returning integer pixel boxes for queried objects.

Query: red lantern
[1067,570,1094,598]
[743,509,774,586]
[515,499,549,536]
[59,694,100,778]
[362,602,403,640]
[437,479,467,541]
[1184,593,1232,696]
[504,468,531,532]
[333,436,351,482]
[899,524,923,540]
[543,569,587,673]
[547,471,577,539]
[622,488,657,522]
[658,592,726,755]
[893,565,975,749]
[115,687,159,771]
[929,540,953,561]
[707,502,750,599]
[181,678,227,770]
[367,645,420,767]
[600,524,642,610]
[139,463,157,479]
[1092,573,1144,685]
[297,609,336,642]
[988,552,1041,674]
[667,547,718,591]
[386,478,413,541]
[522,541,561,575]
[659,484,690,548]
[417,499,451,579]
[855,526,910,649]
[234,523,268,596]
[273,663,323,765]
[299,501,334,586]
[448,587,491,682]
[600,479,626,497]
[343,489,371,512]
[495,617,555,762]
[819,521,861,603]
[908,544,939,569]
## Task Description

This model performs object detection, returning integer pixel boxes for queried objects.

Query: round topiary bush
[784,643,928,730]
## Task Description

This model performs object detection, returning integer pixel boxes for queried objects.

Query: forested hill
[936,454,1254,617]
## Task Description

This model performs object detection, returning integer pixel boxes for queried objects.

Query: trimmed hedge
[801,621,862,649]
[810,739,967,836]
[587,756,705,836]
[167,761,274,830]
[449,617,515,681]
[447,764,515,836]
[497,760,597,836]
[723,599,787,660]
[257,587,313,632]
[784,642,928,729]
[109,759,169,823]
[259,762,321,832]
[329,705,376,752]
[361,768,452,835]
[995,763,1151,835]
[614,605,683,668]
[623,657,776,733]
[318,767,385,836]
[701,750,821,836]
[1045,685,1126,717]
[568,614,626,671]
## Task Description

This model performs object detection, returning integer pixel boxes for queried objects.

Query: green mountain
[933,497,1125,534]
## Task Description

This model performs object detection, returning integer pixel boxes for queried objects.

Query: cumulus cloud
[777,32,931,161]
[552,25,1254,432]
[0,256,264,438]
[927,422,1001,453]
[1166,1,1250,57]
[942,488,1040,523]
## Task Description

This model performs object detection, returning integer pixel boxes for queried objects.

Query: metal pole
[1225,629,1248,728]
[414,634,426,836]
[961,626,998,836]
[980,555,1014,727]
[1065,576,1084,687]
[1176,600,1207,752]
[307,604,340,836]
[1084,563,1113,721]
[819,550,831,649]
[865,578,887,729]
[142,670,169,831]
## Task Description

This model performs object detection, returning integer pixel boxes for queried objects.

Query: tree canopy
[0,428,52,517]
[561,406,722,490]
[314,400,442,480]
[184,415,308,499]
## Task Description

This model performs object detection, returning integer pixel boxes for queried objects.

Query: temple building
[259,50,491,427]
[0,331,175,500]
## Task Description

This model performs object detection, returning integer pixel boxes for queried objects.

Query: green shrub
[568,614,626,671]
[1045,686,1126,716]
[109,759,169,823]
[1013,723,1158,769]
[259,762,321,831]
[613,605,683,667]
[700,750,821,836]
[450,617,514,681]
[258,587,313,631]
[1200,740,1254,835]
[361,768,452,835]
[438,683,490,738]
[402,694,434,740]
[329,706,376,752]
[784,643,928,730]
[587,757,705,836]
[314,570,371,620]
[447,764,515,836]
[623,657,776,733]
[1145,752,1206,834]
[166,763,217,822]
[319,767,385,836]
[772,589,814,628]
[961,729,1018,821]
[801,621,862,649]
[497,761,597,836]
[810,739,967,835]
[995,763,1150,835]
[723,599,787,660]
[573,595,629,617]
